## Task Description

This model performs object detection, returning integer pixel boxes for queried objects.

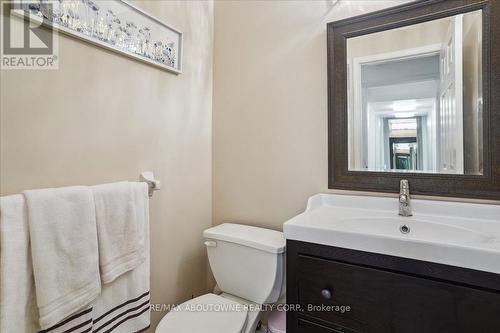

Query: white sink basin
[283,194,500,274]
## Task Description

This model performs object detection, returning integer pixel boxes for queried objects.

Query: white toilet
[156,223,286,333]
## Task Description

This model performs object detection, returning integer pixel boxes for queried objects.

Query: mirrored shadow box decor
[14,0,183,74]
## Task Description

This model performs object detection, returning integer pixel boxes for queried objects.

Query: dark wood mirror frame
[327,0,500,200]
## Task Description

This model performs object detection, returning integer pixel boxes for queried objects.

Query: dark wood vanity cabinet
[286,240,500,333]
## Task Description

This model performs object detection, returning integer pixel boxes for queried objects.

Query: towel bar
[140,171,161,197]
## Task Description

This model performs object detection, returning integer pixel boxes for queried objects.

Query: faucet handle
[398,180,412,216]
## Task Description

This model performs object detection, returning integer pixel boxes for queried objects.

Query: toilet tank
[203,223,286,304]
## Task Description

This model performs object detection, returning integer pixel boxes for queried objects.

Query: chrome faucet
[398,179,412,217]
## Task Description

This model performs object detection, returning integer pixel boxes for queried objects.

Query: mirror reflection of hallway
[389,137,418,171]
[347,10,483,175]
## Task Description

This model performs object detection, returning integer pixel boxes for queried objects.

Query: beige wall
[0,1,213,330]
[213,0,416,231]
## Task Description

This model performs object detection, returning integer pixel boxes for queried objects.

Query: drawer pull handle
[321,288,332,300]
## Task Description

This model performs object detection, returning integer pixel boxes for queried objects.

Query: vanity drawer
[296,254,500,333]
[297,255,391,332]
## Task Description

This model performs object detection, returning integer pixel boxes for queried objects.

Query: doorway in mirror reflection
[347,9,483,175]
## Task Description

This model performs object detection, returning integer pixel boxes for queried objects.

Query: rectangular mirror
[327,0,500,199]
[347,10,483,175]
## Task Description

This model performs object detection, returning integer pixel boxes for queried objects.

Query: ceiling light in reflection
[392,100,417,112]
[394,112,416,118]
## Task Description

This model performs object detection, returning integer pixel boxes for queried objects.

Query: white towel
[92,181,146,284]
[23,186,101,330]
[0,195,40,333]
[92,182,151,332]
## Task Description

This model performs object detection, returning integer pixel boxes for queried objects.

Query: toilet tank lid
[203,223,286,254]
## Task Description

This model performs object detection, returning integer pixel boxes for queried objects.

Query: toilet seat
[155,293,248,333]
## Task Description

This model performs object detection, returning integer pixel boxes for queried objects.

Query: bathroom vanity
[284,194,500,333]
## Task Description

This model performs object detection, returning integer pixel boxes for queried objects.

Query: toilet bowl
[156,294,248,333]
[155,223,286,333]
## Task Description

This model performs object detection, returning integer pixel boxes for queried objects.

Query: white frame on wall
[13,0,183,74]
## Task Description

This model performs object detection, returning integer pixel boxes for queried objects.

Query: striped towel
[37,290,150,333]
[23,186,101,330]
[35,182,151,333]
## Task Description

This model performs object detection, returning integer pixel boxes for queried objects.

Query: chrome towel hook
[140,171,161,197]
